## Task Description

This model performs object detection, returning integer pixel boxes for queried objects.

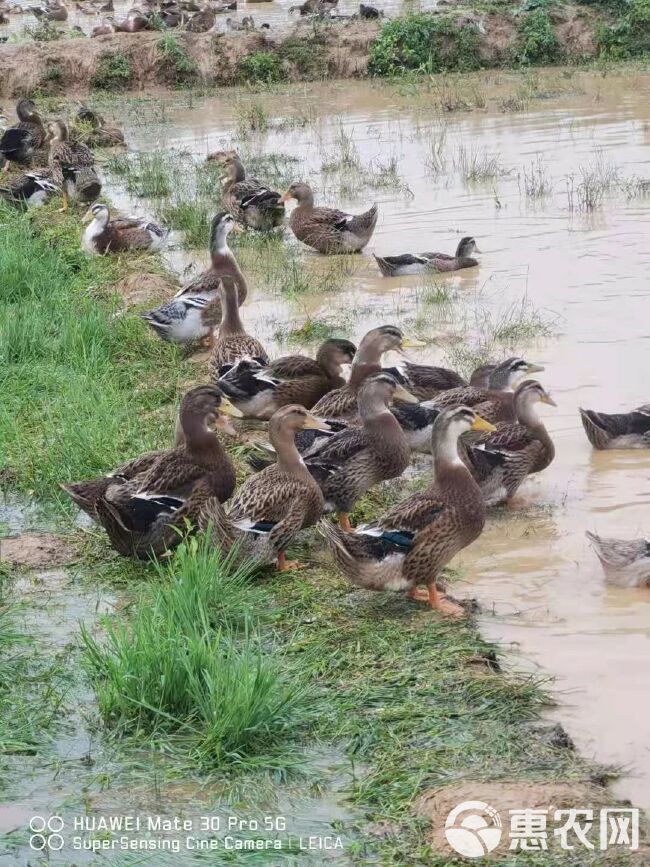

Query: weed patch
[157,34,199,86]
[92,52,134,91]
[515,10,563,65]
[369,14,483,76]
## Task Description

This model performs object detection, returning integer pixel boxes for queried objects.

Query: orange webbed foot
[428,584,465,618]
[338,513,354,533]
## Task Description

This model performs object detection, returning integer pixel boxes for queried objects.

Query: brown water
[101,70,650,809]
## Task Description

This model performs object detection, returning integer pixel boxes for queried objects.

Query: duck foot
[407,586,429,602]
[428,584,465,618]
[338,512,353,533]
[277,551,305,572]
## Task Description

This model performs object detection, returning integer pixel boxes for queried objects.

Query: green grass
[92,52,134,91]
[0,202,192,501]
[81,537,312,769]
[515,9,563,65]
[157,33,199,87]
[239,51,286,85]
[369,14,483,77]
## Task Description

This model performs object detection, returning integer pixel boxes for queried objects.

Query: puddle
[95,71,650,810]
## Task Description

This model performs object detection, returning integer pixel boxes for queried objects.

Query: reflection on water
[100,70,650,809]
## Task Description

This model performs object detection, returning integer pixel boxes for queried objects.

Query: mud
[0,532,77,568]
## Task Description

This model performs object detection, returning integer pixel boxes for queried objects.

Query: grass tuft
[81,537,311,768]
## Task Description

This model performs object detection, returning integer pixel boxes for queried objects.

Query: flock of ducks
[2,96,648,614]
[0,0,381,37]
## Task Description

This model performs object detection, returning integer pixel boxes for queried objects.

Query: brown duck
[280,181,378,254]
[61,385,242,559]
[200,405,330,571]
[320,406,495,617]
[463,380,556,505]
[431,357,544,423]
[207,275,268,375]
[311,325,423,420]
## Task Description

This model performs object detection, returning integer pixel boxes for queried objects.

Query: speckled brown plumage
[61,386,238,559]
[319,407,491,616]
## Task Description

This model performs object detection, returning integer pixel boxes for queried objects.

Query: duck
[586,532,650,587]
[216,339,358,418]
[142,213,246,346]
[47,120,101,212]
[319,406,494,617]
[374,236,480,277]
[359,2,382,17]
[82,203,167,255]
[186,5,214,30]
[61,385,242,559]
[310,326,423,420]
[463,380,556,506]
[0,168,58,207]
[91,16,116,34]
[207,277,269,373]
[207,151,285,232]
[430,357,545,423]
[114,8,149,31]
[258,373,417,532]
[76,105,125,147]
[0,98,47,169]
[279,182,378,254]
[289,0,337,13]
[199,405,330,571]
[32,0,68,20]
[579,404,650,450]
[383,360,466,401]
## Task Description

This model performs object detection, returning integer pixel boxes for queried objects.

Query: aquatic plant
[369,14,482,77]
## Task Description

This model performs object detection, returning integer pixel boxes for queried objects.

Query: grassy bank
[0,200,637,864]
[0,201,193,501]
[1,2,649,100]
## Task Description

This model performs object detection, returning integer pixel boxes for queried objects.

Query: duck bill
[303,415,331,432]
[393,384,419,404]
[82,208,95,224]
[278,191,293,204]
[471,415,497,432]
[213,415,237,436]
[541,394,557,407]
[219,396,244,418]
[525,362,545,374]
[400,337,426,350]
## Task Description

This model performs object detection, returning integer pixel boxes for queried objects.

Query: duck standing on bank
[200,406,330,571]
[320,407,495,617]
[61,385,242,559]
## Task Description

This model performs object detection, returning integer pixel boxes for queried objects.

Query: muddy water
[101,69,650,810]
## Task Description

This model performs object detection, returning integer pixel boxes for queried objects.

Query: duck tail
[579,408,610,450]
[373,254,393,277]
[73,165,102,203]
[198,496,238,550]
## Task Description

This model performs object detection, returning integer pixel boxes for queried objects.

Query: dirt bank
[0,7,605,99]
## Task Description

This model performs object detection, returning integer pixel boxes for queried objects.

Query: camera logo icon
[29,816,65,851]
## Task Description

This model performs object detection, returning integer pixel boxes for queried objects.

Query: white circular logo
[29,817,65,851]
[445,800,502,857]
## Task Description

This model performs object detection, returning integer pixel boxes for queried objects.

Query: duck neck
[359,392,408,462]
[218,282,245,336]
[223,159,245,192]
[270,423,311,480]
[432,425,465,476]
[295,189,314,211]
[316,346,344,384]
[516,397,554,454]
[210,229,248,305]
[179,408,222,462]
